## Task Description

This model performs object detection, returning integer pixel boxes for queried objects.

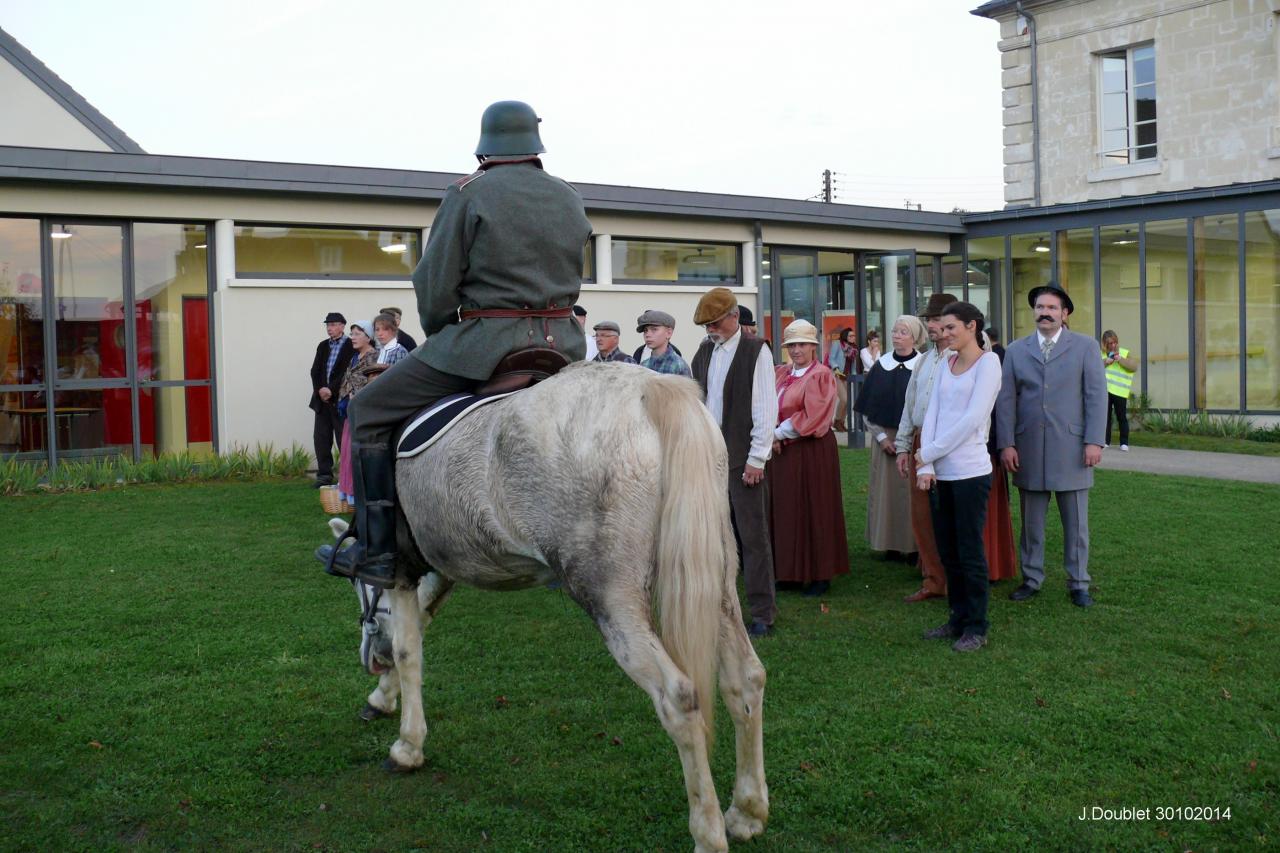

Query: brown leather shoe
[904,588,945,603]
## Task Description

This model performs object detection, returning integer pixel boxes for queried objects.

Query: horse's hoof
[358,703,390,722]
[381,757,419,774]
[724,805,766,841]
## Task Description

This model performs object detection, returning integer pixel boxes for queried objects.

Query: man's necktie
[1041,337,1055,362]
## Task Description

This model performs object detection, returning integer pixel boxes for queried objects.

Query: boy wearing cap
[637,309,691,377]
[309,312,355,486]
[591,321,636,363]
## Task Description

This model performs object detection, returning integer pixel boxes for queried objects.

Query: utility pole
[823,169,834,203]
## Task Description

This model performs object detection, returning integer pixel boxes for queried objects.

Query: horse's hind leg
[717,591,769,841]
[596,603,728,853]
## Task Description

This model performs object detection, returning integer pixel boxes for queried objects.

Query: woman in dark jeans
[914,302,1003,652]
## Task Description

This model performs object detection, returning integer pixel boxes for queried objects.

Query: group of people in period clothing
[303,99,1112,653]
[308,308,416,496]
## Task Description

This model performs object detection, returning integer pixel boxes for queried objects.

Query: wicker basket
[319,485,352,515]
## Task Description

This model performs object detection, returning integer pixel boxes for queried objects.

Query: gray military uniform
[995,328,1107,591]
[350,157,592,448]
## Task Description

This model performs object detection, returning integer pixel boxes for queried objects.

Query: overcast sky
[2,0,1006,212]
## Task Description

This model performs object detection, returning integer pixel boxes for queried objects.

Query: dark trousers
[349,356,474,450]
[728,466,777,626]
[929,474,992,637]
[312,402,343,478]
[1106,393,1129,445]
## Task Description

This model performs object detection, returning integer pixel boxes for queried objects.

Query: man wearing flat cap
[690,287,779,638]
[636,309,690,377]
[591,321,636,363]
[995,282,1107,608]
[309,311,355,487]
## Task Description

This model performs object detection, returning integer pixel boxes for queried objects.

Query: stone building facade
[976,0,1280,207]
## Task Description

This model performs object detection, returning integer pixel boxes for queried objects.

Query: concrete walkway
[839,432,1280,484]
[1096,444,1280,484]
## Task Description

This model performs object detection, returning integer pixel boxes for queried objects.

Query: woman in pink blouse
[770,320,850,597]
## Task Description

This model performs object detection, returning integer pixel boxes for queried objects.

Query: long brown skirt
[984,456,1018,582]
[770,431,850,584]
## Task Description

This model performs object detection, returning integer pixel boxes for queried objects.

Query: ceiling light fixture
[1111,230,1136,245]
[1031,239,1050,253]
[683,248,714,265]
[50,228,72,239]
[381,243,408,254]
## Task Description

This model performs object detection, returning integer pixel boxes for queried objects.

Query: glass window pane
[0,218,44,386]
[51,223,126,381]
[233,226,420,277]
[966,238,1005,337]
[1101,55,1127,93]
[1135,85,1157,122]
[133,224,210,382]
[611,240,738,284]
[52,388,132,458]
[1243,211,1280,411]
[1,388,48,458]
[1102,129,1129,158]
[1195,216,1240,409]
[1144,220,1190,409]
[1133,46,1155,85]
[1099,224,1142,389]
[140,384,213,459]
[1010,233,1053,339]
[1135,122,1157,147]
[1102,93,1129,132]
[1058,229,1097,338]
[941,255,966,305]
[779,252,817,329]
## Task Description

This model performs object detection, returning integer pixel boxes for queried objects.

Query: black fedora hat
[1027,282,1074,314]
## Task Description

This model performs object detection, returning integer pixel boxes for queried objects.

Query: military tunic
[413,156,593,379]
[348,157,592,448]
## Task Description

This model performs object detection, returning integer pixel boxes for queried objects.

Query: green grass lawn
[3,455,1277,851]
[1126,430,1280,457]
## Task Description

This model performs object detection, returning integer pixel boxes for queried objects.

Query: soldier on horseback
[320,100,593,588]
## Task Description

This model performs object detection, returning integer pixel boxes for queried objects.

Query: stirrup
[322,524,359,579]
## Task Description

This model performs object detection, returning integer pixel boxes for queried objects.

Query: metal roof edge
[0,26,146,154]
[960,179,1280,223]
[0,146,966,233]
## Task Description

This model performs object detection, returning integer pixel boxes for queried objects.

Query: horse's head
[356,581,396,676]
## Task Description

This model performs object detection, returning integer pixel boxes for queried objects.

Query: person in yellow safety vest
[1101,330,1138,451]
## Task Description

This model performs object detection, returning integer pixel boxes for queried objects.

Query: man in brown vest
[690,289,779,637]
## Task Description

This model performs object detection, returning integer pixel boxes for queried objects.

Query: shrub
[1140,410,1255,439]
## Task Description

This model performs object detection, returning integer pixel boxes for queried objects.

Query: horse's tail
[643,374,733,741]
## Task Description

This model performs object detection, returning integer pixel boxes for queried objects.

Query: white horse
[332,363,768,852]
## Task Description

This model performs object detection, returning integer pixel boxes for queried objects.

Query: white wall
[0,59,113,151]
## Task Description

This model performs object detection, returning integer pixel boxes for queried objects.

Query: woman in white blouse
[914,302,1003,653]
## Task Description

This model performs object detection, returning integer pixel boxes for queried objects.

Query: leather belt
[457,306,574,321]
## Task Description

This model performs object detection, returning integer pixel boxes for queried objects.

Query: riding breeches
[348,356,475,451]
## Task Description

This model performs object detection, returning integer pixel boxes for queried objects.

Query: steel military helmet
[474,100,546,157]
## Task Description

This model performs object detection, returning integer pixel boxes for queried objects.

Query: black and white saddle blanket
[395,391,516,459]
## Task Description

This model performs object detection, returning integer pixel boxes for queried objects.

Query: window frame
[1096,42,1157,168]
[232,222,423,280]
[608,237,742,286]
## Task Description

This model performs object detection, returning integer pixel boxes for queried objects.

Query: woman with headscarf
[770,320,850,597]
[854,314,927,558]
[337,320,382,509]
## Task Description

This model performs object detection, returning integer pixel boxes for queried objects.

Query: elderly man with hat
[893,292,957,602]
[309,311,355,487]
[737,304,758,337]
[636,309,690,376]
[591,320,636,363]
[322,100,593,588]
[690,287,779,637]
[995,282,1107,608]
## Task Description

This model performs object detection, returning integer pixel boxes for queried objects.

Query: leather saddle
[475,346,572,395]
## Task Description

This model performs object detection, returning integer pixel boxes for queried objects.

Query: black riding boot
[326,445,398,588]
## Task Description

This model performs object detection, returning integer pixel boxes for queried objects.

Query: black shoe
[1070,589,1094,608]
[747,620,773,638]
[313,475,335,488]
[802,580,830,597]
[1009,582,1039,602]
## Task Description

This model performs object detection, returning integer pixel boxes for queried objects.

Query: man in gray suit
[995,283,1107,608]
[323,101,592,587]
